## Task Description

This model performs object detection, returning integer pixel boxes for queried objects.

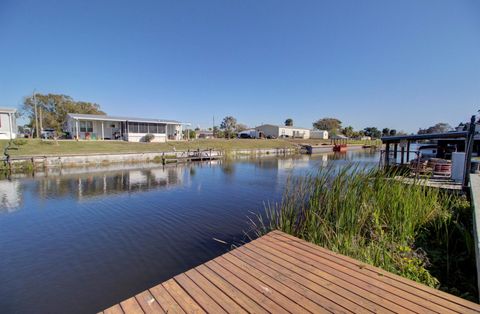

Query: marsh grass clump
[251,164,476,298]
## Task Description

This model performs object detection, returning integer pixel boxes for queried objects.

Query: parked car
[238,133,252,139]
[41,128,56,139]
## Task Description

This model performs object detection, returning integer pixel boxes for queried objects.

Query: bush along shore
[251,164,478,301]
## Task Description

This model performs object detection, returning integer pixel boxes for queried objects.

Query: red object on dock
[433,162,452,177]
[333,144,348,152]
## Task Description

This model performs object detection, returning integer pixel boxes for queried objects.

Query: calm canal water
[0,150,378,313]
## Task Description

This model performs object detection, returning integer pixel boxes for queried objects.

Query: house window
[148,123,158,134]
[128,122,138,133]
[80,121,93,132]
[138,123,148,133]
[158,124,166,133]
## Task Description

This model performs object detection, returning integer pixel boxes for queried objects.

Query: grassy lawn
[0,138,297,157]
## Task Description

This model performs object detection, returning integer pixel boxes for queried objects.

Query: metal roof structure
[381,131,469,143]
[67,113,184,125]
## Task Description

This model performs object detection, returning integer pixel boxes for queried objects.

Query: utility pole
[39,107,43,134]
[33,90,40,138]
[212,115,215,138]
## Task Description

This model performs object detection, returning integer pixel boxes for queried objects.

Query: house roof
[0,108,17,113]
[256,124,310,130]
[67,113,184,124]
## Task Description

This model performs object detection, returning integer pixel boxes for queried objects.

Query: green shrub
[144,134,155,142]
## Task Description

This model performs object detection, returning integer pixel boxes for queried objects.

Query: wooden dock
[393,176,463,191]
[101,231,480,313]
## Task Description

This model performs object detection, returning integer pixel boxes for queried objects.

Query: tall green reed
[252,164,462,288]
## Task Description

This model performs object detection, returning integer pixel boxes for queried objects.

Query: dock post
[393,143,398,163]
[463,115,476,189]
[385,143,390,166]
[406,141,410,163]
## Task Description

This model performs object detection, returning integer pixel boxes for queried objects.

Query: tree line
[311,117,402,139]
[17,92,461,139]
[312,118,460,138]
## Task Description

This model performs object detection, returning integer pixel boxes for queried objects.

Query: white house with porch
[0,108,17,140]
[65,113,186,142]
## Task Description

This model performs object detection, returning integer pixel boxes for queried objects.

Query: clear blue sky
[1,0,479,132]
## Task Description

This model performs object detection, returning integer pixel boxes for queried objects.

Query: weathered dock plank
[101,230,480,313]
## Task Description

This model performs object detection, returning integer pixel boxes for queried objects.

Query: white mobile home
[255,124,310,139]
[310,130,329,139]
[0,108,17,140]
[65,113,186,142]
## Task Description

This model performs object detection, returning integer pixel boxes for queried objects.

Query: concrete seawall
[4,145,368,171]
[6,147,298,169]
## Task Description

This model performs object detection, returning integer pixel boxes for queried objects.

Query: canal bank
[4,147,297,171]
[3,145,369,172]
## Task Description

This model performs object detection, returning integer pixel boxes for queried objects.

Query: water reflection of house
[0,180,21,212]
[36,167,184,201]
[254,155,321,170]
[276,155,312,170]
[80,167,183,199]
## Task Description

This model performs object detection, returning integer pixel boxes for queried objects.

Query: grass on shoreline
[250,164,477,300]
[0,138,297,157]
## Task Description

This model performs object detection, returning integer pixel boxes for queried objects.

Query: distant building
[310,130,329,140]
[330,134,348,139]
[0,108,17,140]
[196,130,214,139]
[65,113,186,142]
[255,124,310,139]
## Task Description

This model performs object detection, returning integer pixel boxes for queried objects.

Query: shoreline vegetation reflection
[0,151,377,214]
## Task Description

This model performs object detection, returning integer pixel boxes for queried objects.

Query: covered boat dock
[381,117,476,189]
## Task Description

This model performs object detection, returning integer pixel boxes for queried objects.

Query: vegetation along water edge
[250,164,477,301]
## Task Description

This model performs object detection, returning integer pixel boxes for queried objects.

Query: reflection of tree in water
[35,167,182,200]
[254,159,280,169]
[328,152,348,161]
[221,162,236,176]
